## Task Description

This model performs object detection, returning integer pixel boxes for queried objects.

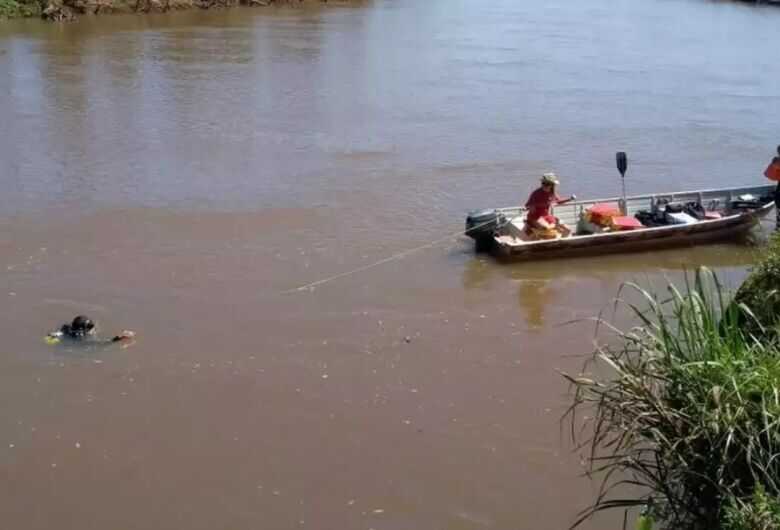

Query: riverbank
[566,234,780,529]
[0,0,360,21]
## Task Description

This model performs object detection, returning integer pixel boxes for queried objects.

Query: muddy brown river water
[1,1,779,529]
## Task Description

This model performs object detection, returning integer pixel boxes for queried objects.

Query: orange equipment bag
[586,203,622,226]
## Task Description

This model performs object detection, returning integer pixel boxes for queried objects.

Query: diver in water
[46,315,135,345]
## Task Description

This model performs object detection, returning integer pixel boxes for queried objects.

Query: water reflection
[463,241,762,331]
[516,279,550,330]
[460,255,492,289]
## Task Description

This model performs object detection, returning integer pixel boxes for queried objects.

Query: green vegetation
[0,0,40,18]
[0,0,353,19]
[734,233,780,343]
[564,263,780,529]
[723,486,780,530]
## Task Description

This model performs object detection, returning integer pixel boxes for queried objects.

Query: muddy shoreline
[1,0,360,22]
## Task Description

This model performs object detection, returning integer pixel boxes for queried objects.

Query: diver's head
[70,315,96,337]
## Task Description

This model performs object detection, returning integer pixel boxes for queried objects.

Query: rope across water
[282,217,505,294]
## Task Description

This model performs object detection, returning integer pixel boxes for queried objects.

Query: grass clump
[564,268,780,529]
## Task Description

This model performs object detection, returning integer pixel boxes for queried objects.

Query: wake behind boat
[465,153,777,261]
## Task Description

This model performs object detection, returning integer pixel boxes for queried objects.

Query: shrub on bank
[733,232,780,343]
[723,487,780,530]
[564,268,780,529]
[0,0,40,17]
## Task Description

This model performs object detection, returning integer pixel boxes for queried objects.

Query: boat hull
[491,202,774,262]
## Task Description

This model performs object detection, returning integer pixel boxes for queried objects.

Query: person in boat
[524,172,576,238]
[765,145,780,228]
[46,315,135,345]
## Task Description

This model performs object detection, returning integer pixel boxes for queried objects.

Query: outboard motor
[465,209,504,246]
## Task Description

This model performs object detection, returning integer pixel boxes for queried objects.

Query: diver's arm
[110,330,136,343]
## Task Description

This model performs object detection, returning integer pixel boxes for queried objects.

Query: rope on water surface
[282,218,505,294]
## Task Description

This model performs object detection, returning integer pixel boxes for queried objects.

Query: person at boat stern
[524,172,576,238]
[765,145,780,229]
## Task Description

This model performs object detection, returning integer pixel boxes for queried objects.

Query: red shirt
[525,187,561,224]
[765,159,780,182]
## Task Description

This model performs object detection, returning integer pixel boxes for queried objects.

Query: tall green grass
[564,267,780,529]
